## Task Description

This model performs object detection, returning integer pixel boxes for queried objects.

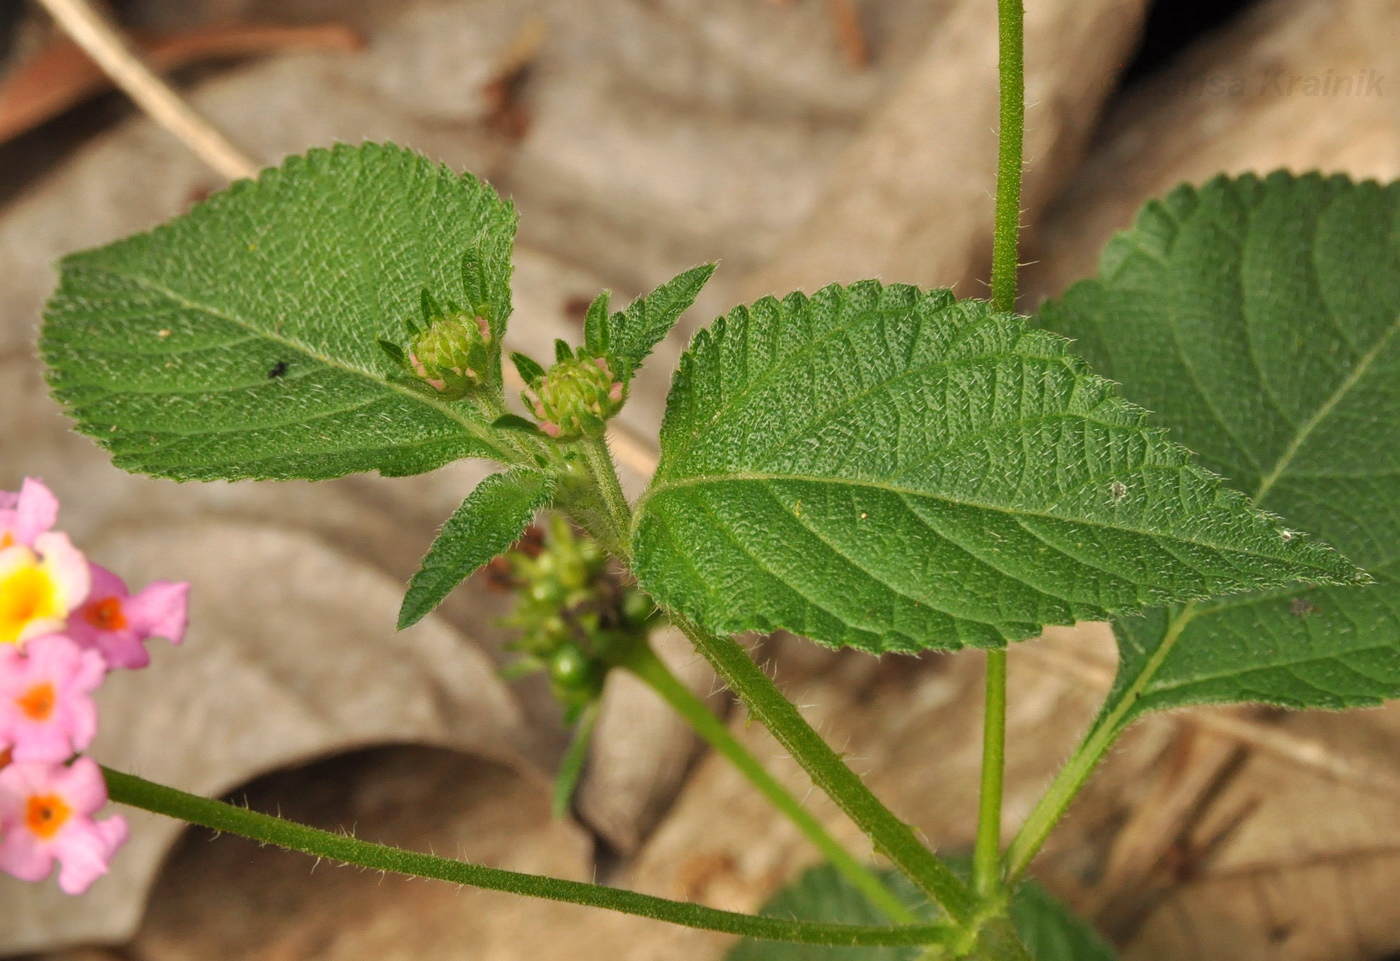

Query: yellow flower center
[18,681,57,721]
[0,558,63,645]
[25,793,72,840]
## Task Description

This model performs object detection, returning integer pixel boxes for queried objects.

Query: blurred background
[2,0,1399,959]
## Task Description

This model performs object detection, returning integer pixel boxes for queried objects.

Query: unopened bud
[409,312,493,398]
[523,355,625,440]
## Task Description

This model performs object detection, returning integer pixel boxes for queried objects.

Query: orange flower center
[83,596,128,632]
[0,747,11,769]
[25,793,72,840]
[17,681,56,721]
[0,532,13,548]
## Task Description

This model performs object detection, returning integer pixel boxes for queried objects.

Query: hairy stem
[580,434,633,557]
[673,616,978,926]
[624,641,919,924]
[103,767,960,948]
[971,649,1008,897]
[1003,602,1200,881]
[989,0,1025,316]
[970,0,1025,914]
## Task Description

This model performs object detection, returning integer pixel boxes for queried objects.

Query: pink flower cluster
[0,479,189,894]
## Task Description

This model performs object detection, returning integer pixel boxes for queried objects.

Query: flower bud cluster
[379,287,498,401]
[0,478,189,894]
[522,352,625,441]
[493,516,657,721]
[409,311,493,397]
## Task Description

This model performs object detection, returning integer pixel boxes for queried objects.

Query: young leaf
[1039,172,1400,714]
[511,351,547,387]
[582,290,612,355]
[492,413,543,434]
[398,469,554,630]
[725,863,1114,961]
[605,263,715,379]
[42,143,518,481]
[631,282,1360,655]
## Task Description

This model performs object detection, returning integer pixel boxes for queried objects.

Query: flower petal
[12,480,59,548]
[55,814,128,894]
[125,580,191,647]
[54,756,109,816]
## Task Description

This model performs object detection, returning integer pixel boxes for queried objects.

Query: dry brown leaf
[575,625,724,854]
[738,0,1150,300]
[0,22,362,145]
[128,745,594,961]
[1024,0,1400,305]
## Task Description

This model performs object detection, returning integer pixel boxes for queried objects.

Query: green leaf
[583,290,612,355]
[41,143,518,481]
[493,413,543,434]
[632,282,1361,655]
[725,863,1114,961]
[511,351,547,387]
[398,469,554,629]
[605,263,715,379]
[1007,881,1115,961]
[1040,172,1400,713]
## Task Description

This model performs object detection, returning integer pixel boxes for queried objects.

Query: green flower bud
[409,311,493,399]
[523,354,625,440]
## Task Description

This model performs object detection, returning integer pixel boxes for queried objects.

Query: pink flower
[0,479,59,551]
[66,565,189,670]
[0,757,128,894]
[1,535,92,648]
[0,635,105,762]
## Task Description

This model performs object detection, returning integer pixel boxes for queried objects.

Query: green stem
[623,641,919,925]
[673,616,978,927]
[578,434,633,557]
[968,0,1025,916]
[989,0,1025,316]
[552,701,599,819]
[1002,602,1200,881]
[971,649,1008,898]
[103,767,960,949]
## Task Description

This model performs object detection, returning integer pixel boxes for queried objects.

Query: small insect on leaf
[267,361,289,379]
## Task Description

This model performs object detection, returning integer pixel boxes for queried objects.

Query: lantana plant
[0,479,188,894]
[16,0,1400,956]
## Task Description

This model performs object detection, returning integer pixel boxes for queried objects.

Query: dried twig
[33,0,258,180]
[0,22,360,145]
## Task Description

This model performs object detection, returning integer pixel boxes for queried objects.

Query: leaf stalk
[621,640,919,924]
[102,767,960,948]
[971,648,1008,897]
[1003,602,1201,881]
[672,615,979,926]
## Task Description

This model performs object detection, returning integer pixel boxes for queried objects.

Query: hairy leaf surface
[633,282,1359,654]
[591,264,715,379]
[42,143,518,481]
[398,469,553,630]
[1041,172,1400,713]
[725,864,1115,961]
